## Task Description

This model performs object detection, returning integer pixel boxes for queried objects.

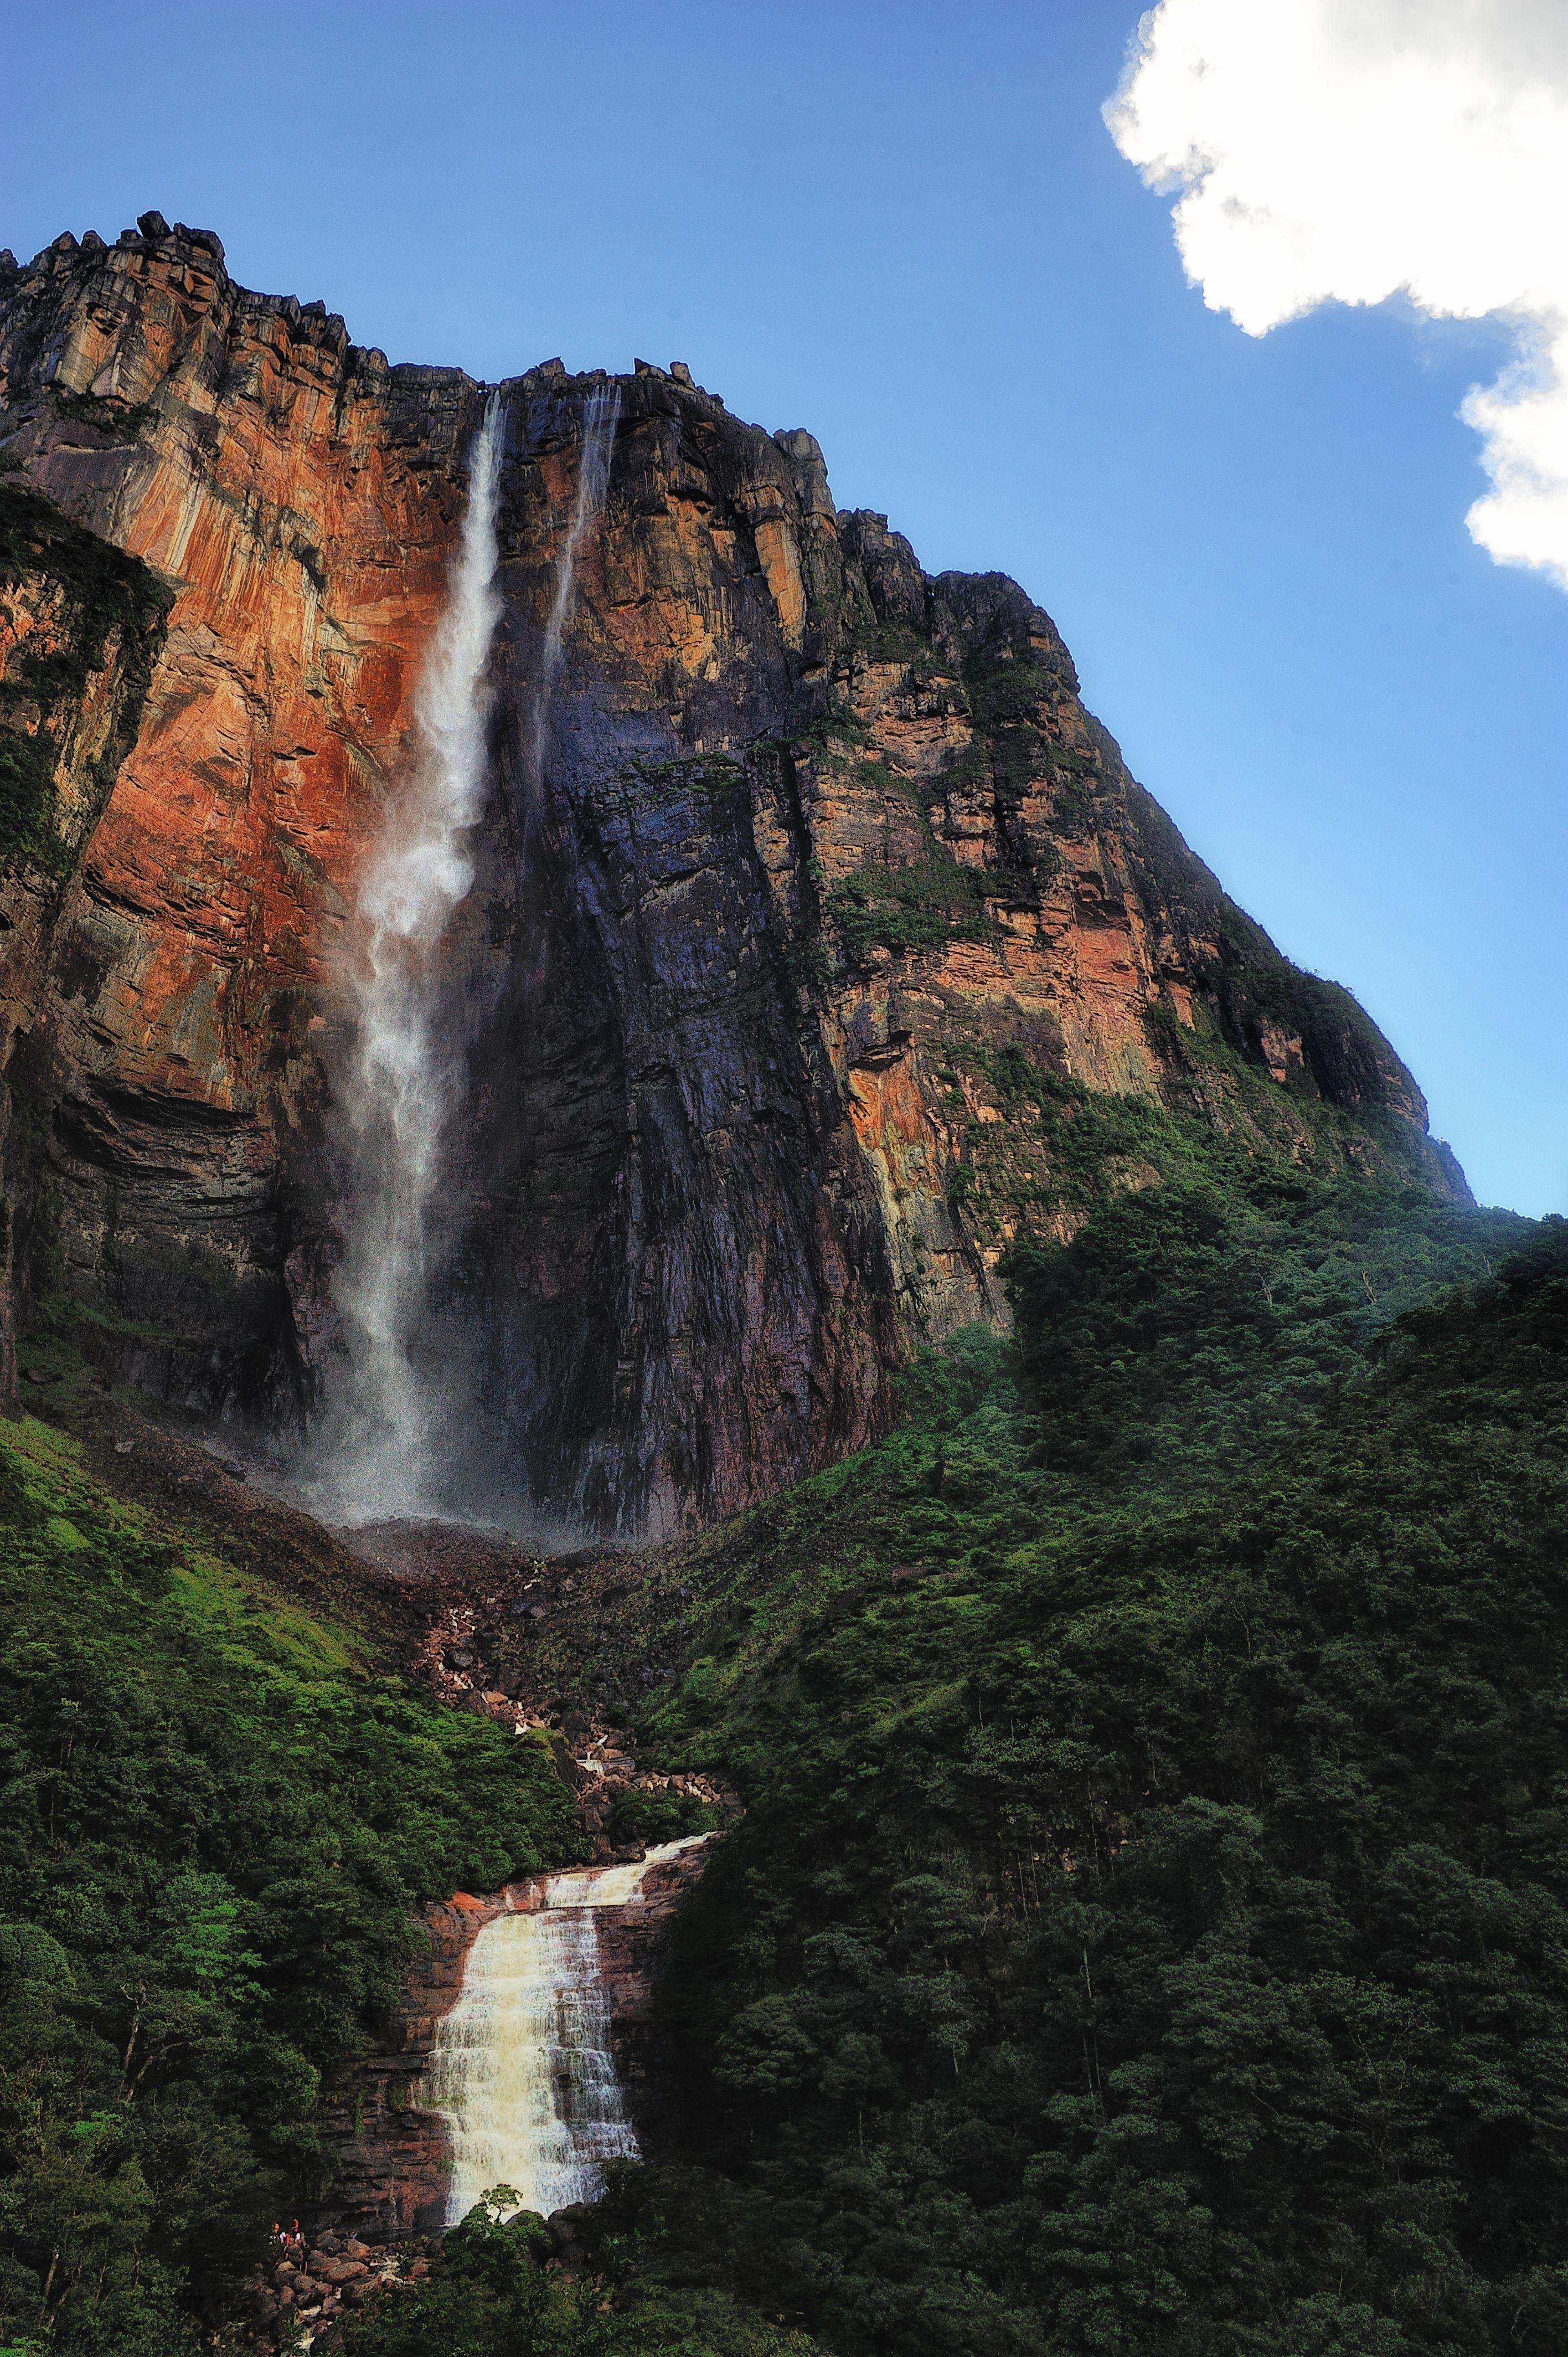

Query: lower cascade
[424,1839,706,2223]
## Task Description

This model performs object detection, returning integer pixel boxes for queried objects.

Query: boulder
[318,2257,368,2284]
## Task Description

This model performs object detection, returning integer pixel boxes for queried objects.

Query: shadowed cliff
[0,217,1466,1533]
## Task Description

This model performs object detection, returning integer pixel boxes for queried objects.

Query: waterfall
[308,382,620,1526]
[424,1839,705,2225]
[524,384,620,794]
[311,393,505,1519]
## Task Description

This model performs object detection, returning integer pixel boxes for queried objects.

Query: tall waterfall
[525,384,620,795]
[313,393,506,1519]
[424,1840,703,2225]
[311,383,620,1525]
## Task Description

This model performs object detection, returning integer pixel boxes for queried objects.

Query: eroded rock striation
[0,219,1466,1528]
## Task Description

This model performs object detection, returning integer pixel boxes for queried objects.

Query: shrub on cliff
[338,2184,823,2357]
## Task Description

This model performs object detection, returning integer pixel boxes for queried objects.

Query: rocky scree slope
[0,216,1464,1536]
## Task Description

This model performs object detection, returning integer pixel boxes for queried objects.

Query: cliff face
[0,477,174,1407]
[0,218,476,1431]
[0,218,1466,1530]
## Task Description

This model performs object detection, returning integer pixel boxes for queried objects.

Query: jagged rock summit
[0,219,1466,1532]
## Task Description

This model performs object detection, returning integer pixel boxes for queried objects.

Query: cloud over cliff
[1106,0,1568,591]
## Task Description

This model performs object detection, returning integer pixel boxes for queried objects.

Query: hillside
[7,1167,1560,2355]
[0,215,1554,2357]
[0,1373,578,2351]
[474,1179,1568,2357]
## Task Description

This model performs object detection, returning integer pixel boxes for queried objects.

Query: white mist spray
[316,394,505,1519]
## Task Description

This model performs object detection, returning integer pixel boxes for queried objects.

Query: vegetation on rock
[615,1205,1568,2356]
[825,853,1003,961]
[0,1411,577,2353]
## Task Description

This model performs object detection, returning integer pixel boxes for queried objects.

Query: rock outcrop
[0,476,172,1408]
[246,2224,422,2350]
[0,220,1467,1531]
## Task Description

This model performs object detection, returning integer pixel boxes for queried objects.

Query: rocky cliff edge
[0,218,1467,1532]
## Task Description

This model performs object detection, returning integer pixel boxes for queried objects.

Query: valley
[2,217,1564,2357]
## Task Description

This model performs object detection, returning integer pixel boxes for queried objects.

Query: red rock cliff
[0,218,1467,1522]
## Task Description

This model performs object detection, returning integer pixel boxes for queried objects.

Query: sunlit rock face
[0,218,474,1430]
[0,220,1465,1532]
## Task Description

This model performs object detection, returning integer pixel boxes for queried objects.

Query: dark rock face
[0,224,1467,1533]
[0,480,174,1412]
[591,1844,715,2143]
[314,1890,492,2241]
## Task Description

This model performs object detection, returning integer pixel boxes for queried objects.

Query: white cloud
[1106,0,1568,589]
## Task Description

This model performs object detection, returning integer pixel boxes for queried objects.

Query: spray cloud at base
[303,387,622,1538]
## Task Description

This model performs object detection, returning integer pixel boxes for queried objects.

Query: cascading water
[312,393,506,1519]
[424,1839,705,2224]
[310,383,621,1525]
[524,384,620,796]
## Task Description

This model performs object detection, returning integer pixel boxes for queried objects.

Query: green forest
[0,1415,578,2353]
[635,1202,1568,2357]
[4,1112,1567,2356]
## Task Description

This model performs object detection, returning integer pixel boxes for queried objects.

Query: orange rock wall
[0,222,483,1406]
[0,220,1464,1529]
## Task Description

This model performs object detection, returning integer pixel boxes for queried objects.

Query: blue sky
[5,0,1565,1212]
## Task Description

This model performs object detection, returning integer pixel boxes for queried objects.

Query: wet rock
[313,1844,714,2238]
